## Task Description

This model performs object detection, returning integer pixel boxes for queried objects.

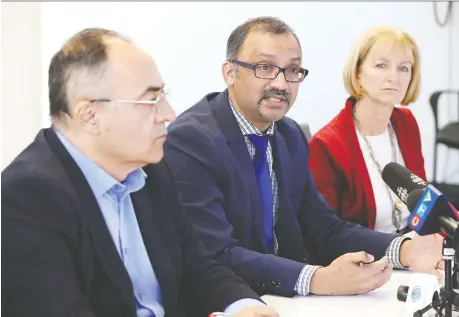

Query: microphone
[397,285,409,302]
[383,163,459,317]
[397,281,459,307]
[381,163,459,242]
[381,161,427,205]
[396,273,441,316]
[397,283,440,303]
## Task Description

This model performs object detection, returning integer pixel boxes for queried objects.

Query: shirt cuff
[386,236,410,269]
[294,264,322,296]
[223,298,265,314]
[294,238,408,295]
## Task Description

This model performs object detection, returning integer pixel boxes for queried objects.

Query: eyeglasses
[230,59,309,83]
[90,85,169,106]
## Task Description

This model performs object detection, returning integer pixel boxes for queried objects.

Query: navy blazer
[1,128,260,317]
[163,90,397,297]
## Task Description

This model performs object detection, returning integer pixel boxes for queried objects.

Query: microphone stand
[414,237,459,317]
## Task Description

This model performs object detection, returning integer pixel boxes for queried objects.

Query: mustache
[258,89,291,105]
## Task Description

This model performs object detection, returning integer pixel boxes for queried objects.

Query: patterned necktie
[247,134,274,249]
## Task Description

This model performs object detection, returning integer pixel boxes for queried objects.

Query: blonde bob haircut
[343,26,421,106]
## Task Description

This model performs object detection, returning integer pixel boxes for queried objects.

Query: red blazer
[309,97,427,230]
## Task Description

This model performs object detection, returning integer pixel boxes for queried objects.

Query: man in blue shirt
[2,28,277,317]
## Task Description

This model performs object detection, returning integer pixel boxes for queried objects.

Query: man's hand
[233,306,279,317]
[309,251,392,295]
[400,233,443,278]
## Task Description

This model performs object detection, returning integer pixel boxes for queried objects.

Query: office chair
[429,90,459,184]
[299,123,312,142]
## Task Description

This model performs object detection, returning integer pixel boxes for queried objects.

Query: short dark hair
[48,28,130,118]
[226,16,301,61]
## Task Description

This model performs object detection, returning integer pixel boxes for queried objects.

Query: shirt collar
[54,128,147,198]
[228,98,275,136]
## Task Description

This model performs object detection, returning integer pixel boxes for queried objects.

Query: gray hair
[48,28,131,118]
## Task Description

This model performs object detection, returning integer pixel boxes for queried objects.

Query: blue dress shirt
[55,129,263,316]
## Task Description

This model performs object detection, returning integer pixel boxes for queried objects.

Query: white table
[261,271,454,317]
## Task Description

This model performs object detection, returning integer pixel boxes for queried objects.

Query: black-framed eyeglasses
[90,84,169,106]
[230,59,309,83]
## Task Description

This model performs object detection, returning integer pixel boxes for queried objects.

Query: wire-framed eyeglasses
[90,84,169,106]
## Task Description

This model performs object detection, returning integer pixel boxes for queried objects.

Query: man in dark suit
[163,16,444,298]
[1,28,278,317]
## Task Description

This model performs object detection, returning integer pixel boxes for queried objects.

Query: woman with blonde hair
[309,26,426,234]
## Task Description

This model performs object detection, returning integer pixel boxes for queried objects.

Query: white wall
[3,2,459,183]
[1,2,42,168]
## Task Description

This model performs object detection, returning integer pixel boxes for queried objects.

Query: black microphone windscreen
[382,162,427,203]
[406,189,425,212]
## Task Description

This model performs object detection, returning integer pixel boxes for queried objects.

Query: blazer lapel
[131,172,178,314]
[211,90,269,253]
[44,128,136,314]
[270,126,304,261]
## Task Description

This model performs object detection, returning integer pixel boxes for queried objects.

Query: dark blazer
[309,97,426,229]
[163,89,397,297]
[1,128,260,317]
